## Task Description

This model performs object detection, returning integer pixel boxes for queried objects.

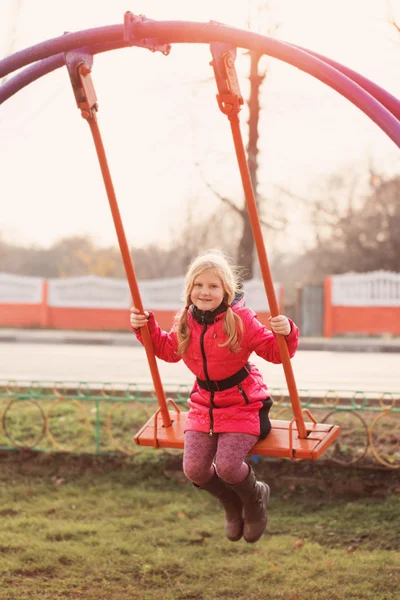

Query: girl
[130,250,299,544]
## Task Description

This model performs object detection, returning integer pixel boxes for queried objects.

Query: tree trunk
[238,51,265,279]
[237,210,255,278]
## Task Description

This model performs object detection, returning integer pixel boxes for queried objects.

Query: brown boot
[197,468,244,542]
[229,466,270,543]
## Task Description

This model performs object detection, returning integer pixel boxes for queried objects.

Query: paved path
[1,342,399,393]
[1,328,400,353]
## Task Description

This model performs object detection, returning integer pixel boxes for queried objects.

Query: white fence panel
[332,271,400,306]
[243,280,281,312]
[48,276,130,309]
[140,277,185,310]
[48,276,186,310]
[0,273,43,304]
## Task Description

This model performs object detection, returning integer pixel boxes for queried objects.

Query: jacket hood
[190,291,245,325]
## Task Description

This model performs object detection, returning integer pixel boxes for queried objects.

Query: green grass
[0,453,399,599]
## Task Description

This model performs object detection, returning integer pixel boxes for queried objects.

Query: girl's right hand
[130,307,149,329]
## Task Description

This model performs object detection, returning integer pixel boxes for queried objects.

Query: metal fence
[0,380,398,469]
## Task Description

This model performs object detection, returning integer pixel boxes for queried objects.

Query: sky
[0,0,399,254]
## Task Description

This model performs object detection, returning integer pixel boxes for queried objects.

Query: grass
[0,452,399,600]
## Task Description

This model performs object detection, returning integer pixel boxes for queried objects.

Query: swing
[3,14,400,459]
[64,35,339,460]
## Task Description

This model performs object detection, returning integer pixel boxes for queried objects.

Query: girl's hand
[130,307,149,329]
[269,315,291,336]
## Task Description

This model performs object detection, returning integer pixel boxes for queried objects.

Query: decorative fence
[1,380,398,469]
[2,271,400,336]
[324,271,400,337]
[0,274,281,331]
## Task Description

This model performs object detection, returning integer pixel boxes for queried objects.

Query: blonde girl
[131,250,299,543]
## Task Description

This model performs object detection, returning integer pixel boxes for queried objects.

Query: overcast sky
[0,0,399,253]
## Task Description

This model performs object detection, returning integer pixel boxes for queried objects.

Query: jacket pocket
[259,397,273,440]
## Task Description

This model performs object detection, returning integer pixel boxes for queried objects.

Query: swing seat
[133,402,340,460]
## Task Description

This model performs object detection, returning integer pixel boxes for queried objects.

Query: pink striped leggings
[183,430,258,486]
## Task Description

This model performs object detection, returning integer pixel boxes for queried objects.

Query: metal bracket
[123,12,171,56]
[65,48,97,120]
[210,41,244,116]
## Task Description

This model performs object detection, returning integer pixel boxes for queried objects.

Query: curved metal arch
[0,20,400,148]
[2,38,400,128]
[0,41,125,104]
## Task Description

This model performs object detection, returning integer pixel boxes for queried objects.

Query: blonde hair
[176,250,243,355]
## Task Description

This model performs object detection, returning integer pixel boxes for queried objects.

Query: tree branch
[389,15,400,33]
[387,0,400,33]
[272,184,310,205]
[196,165,244,217]
[195,163,286,230]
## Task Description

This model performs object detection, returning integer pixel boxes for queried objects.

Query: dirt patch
[1,449,399,499]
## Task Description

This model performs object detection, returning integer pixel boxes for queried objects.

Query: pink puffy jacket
[133,295,299,438]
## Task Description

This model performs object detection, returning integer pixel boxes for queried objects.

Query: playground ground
[0,452,399,600]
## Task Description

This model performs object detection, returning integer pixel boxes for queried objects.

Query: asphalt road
[1,342,399,394]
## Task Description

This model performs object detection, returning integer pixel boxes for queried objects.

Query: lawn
[0,452,399,600]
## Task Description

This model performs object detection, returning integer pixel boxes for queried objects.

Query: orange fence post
[324,276,333,338]
[40,280,49,328]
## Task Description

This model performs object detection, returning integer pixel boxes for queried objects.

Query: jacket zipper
[200,322,216,435]
[238,384,249,404]
[208,407,214,437]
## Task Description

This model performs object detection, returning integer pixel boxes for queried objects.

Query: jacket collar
[189,291,244,325]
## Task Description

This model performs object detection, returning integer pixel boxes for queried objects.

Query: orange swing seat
[134,403,340,460]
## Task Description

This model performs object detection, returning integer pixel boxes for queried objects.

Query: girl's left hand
[269,315,291,336]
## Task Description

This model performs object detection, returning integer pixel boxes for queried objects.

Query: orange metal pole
[227,113,307,439]
[210,44,307,439]
[75,64,171,429]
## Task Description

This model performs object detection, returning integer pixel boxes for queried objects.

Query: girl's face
[190,268,225,311]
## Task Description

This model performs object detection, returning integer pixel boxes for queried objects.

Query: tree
[199,5,287,279]
[298,170,400,276]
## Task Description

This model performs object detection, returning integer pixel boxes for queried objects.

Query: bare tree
[302,169,400,275]
[197,4,288,279]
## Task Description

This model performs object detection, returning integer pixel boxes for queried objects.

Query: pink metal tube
[1,21,399,146]
[291,43,400,121]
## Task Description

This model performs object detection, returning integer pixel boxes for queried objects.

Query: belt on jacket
[196,363,251,392]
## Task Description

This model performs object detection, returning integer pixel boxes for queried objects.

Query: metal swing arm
[210,42,308,440]
[64,46,173,430]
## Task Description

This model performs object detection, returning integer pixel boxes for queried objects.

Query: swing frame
[2,13,400,459]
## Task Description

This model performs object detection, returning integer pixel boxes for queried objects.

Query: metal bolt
[80,64,91,76]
